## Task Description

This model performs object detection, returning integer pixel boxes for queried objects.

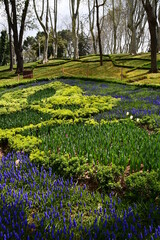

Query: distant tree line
[0,0,159,73]
[23,28,91,62]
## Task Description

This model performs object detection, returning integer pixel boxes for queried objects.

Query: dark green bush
[49,154,89,178]
[139,115,160,130]
[125,171,160,203]
[89,164,124,192]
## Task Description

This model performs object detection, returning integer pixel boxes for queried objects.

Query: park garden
[0,55,160,239]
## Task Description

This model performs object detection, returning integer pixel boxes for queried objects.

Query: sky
[26,0,88,39]
[25,0,71,38]
[0,0,88,39]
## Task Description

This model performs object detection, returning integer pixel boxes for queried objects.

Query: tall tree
[5,6,13,71]
[0,30,9,65]
[95,0,106,66]
[3,0,30,73]
[33,0,49,64]
[109,0,122,53]
[88,0,97,54]
[69,0,81,60]
[142,0,158,73]
[127,0,146,54]
[49,0,58,58]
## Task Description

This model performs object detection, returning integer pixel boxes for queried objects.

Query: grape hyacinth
[0,152,159,239]
[59,79,160,127]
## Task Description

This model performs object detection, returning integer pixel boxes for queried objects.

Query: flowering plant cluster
[59,79,160,128]
[0,152,160,240]
[126,111,140,122]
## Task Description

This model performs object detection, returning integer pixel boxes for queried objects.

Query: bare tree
[112,0,122,53]
[49,0,58,58]
[109,0,122,53]
[127,0,146,54]
[5,6,13,71]
[69,0,81,60]
[33,0,49,63]
[142,0,158,73]
[3,0,30,73]
[88,0,97,54]
[95,0,106,66]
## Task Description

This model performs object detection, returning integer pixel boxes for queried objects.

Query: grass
[0,53,160,86]
[0,53,159,87]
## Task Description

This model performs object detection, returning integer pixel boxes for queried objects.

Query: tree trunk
[6,7,13,71]
[113,27,117,54]
[157,5,160,52]
[149,19,157,72]
[157,26,160,52]
[70,0,80,60]
[75,34,79,59]
[88,0,97,54]
[52,42,55,58]
[4,0,30,73]
[8,16,13,71]
[49,0,58,59]
[33,0,49,63]
[142,0,157,73]
[43,32,49,64]
[95,0,103,66]
[92,32,97,54]
[54,0,58,58]
[12,28,24,73]
[72,17,79,59]
[129,26,137,54]
[112,0,117,54]
[16,49,23,73]
[55,40,58,58]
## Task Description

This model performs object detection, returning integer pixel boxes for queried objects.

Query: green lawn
[0,53,159,87]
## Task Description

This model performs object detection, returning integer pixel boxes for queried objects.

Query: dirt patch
[139,124,155,135]
[0,148,3,159]
[0,148,4,166]
[0,140,11,156]
[78,177,99,193]
[123,163,144,177]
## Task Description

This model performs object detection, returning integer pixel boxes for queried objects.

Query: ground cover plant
[0,79,160,177]
[0,55,160,239]
[0,152,160,240]
[59,79,160,128]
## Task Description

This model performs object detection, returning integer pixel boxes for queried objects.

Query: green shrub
[89,164,124,192]
[138,115,160,130]
[9,134,42,152]
[49,154,89,178]
[125,171,160,203]
[30,148,50,165]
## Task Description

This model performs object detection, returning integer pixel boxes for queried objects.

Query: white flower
[136,118,140,122]
[130,115,133,120]
[126,112,129,116]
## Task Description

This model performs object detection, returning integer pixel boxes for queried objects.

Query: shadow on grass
[0,68,17,80]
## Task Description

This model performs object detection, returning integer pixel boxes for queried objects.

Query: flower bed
[0,152,159,240]
[0,78,160,239]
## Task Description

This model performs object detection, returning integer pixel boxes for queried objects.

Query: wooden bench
[23,69,33,79]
